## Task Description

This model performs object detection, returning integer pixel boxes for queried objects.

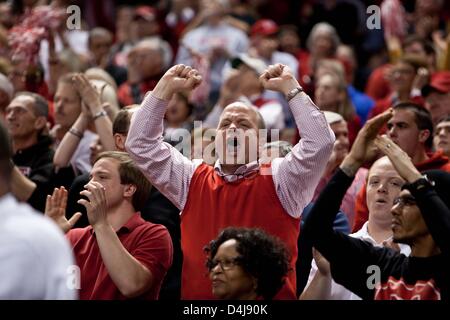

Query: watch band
[286,86,304,101]
[93,110,108,121]
[403,175,434,192]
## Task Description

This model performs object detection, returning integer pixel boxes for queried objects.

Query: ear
[114,133,125,151]
[123,184,137,199]
[418,129,431,145]
[34,116,47,131]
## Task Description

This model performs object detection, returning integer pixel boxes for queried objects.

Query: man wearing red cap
[250,19,299,127]
[422,71,450,126]
[133,6,160,40]
[250,19,298,80]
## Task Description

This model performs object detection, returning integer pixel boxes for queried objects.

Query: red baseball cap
[422,71,450,96]
[134,6,157,22]
[251,19,279,37]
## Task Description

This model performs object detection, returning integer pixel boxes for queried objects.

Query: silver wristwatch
[286,86,304,101]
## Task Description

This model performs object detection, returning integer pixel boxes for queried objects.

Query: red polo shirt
[67,213,173,300]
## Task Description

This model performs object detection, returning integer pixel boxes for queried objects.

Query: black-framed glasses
[207,257,242,272]
[393,196,417,207]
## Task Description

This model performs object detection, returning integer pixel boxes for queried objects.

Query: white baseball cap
[323,111,344,125]
[231,53,267,75]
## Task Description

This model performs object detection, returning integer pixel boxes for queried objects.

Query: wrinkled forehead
[8,95,34,110]
[220,102,257,121]
[436,121,450,130]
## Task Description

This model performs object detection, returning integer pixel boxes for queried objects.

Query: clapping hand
[72,73,105,115]
[78,181,109,228]
[45,187,82,233]
[374,135,422,183]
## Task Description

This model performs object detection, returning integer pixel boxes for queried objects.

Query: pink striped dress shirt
[125,92,335,218]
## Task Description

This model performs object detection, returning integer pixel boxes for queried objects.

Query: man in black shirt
[5,92,73,212]
[304,108,450,300]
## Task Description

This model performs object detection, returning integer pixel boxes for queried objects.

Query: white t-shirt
[0,194,77,299]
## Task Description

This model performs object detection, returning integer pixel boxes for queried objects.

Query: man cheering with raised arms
[126,63,335,299]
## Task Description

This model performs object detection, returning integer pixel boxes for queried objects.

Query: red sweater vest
[181,163,300,299]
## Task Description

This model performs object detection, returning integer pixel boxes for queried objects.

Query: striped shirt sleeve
[272,92,335,218]
[125,93,201,210]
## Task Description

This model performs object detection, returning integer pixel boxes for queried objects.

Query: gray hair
[306,22,341,54]
[88,27,113,45]
[85,67,118,90]
[14,91,48,118]
[136,37,173,71]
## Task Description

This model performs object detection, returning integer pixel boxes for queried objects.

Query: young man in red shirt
[45,151,173,299]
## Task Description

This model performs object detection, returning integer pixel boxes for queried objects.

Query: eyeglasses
[207,257,242,272]
[393,196,417,207]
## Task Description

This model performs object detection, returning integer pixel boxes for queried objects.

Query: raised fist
[152,64,202,101]
[259,64,300,97]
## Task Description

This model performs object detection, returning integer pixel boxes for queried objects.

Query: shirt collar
[89,213,146,235]
[352,221,411,256]
[352,222,377,245]
[214,160,260,182]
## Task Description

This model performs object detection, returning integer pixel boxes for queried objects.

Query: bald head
[368,156,398,177]
[219,102,266,130]
[366,156,405,229]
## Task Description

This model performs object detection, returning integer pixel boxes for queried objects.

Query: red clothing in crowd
[352,151,450,232]
[181,163,299,300]
[295,50,314,95]
[117,77,161,107]
[347,114,362,146]
[368,95,425,120]
[365,64,392,101]
[67,213,173,300]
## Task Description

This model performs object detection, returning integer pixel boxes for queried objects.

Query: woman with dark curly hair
[205,227,291,300]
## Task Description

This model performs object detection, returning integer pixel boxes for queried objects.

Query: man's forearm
[10,166,36,201]
[94,224,153,298]
[290,92,335,153]
[125,93,197,210]
[54,115,88,168]
[303,169,355,252]
[339,155,363,178]
[300,271,332,300]
[273,92,334,218]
